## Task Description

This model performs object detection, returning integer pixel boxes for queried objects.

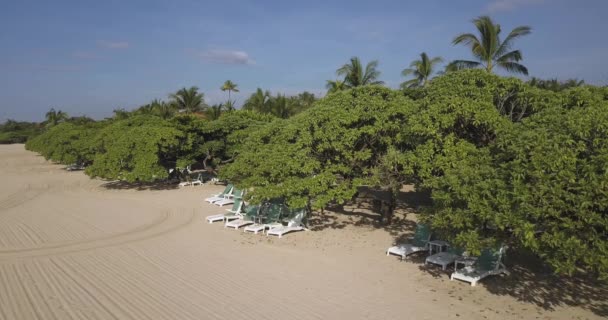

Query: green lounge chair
[386,224,432,260]
[425,246,466,270]
[266,208,306,238]
[205,184,233,203]
[225,205,257,229]
[244,201,284,234]
[450,246,509,286]
[214,188,243,207]
[205,198,243,223]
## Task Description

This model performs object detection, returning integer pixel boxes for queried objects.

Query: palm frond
[497,61,529,75]
[400,78,421,89]
[496,50,523,63]
[495,26,532,57]
[401,68,416,76]
[451,60,482,70]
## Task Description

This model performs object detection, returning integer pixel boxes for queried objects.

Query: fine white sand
[0,144,604,319]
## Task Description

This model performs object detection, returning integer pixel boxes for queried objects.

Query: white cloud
[96,40,130,49]
[486,0,545,13]
[198,49,255,65]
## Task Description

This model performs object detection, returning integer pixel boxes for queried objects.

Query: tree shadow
[413,247,608,317]
[100,180,180,191]
[482,252,608,317]
[307,186,424,237]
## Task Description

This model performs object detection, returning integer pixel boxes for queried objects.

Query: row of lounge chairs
[204,185,306,238]
[387,224,510,286]
[179,173,204,187]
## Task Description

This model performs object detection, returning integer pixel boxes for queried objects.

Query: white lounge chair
[451,246,509,286]
[205,184,233,203]
[244,201,283,234]
[267,209,306,238]
[224,205,258,229]
[214,189,243,207]
[386,224,432,260]
[191,173,203,186]
[425,247,466,270]
[206,198,243,223]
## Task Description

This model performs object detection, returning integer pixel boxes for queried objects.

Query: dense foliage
[222,70,608,279]
[0,120,43,144]
[26,111,274,182]
[20,68,608,279]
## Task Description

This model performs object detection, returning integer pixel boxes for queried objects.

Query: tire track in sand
[0,210,196,260]
[0,188,42,212]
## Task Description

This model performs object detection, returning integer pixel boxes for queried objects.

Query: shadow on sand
[100,180,180,191]
[308,186,608,317]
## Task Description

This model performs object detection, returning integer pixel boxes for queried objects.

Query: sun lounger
[386,224,431,260]
[225,205,258,230]
[205,184,233,203]
[206,198,243,223]
[425,246,466,270]
[244,201,284,234]
[214,188,243,207]
[267,208,306,238]
[451,246,509,286]
[191,173,203,186]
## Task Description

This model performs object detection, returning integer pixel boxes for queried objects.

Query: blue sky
[1,0,607,121]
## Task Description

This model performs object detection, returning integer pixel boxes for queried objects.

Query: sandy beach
[0,144,605,320]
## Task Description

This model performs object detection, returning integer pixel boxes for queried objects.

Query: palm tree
[243,88,272,113]
[45,108,68,126]
[170,86,206,113]
[271,94,294,119]
[224,99,236,112]
[206,103,224,120]
[221,80,239,102]
[452,16,531,75]
[326,80,347,94]
[336,57,384,87]
[401,52,443,88]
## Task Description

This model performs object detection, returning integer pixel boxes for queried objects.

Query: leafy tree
[221,80,239,102]
[401,52,443,88]
[86,116,184,182]
[0,120,43,144]
[336,57,384,87]
[206,103,225,120]
[26,121,103,165]
[112,108,131,120]
[45,108,68,127]
[528,77,585,92]
[221,86,414,216]
[452,16,531,75]
[170,86,206,113]
[326,80,347,94]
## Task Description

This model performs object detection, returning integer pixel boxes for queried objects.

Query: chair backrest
[477,246,505,271]
[244,205,260,220]
[287,209,306,227]
[221,184,233,196]
[263,202,283,223]
[412,224,432,247]
[232,189,244,199]
[230,198,243,213]
[447,246,465,256]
